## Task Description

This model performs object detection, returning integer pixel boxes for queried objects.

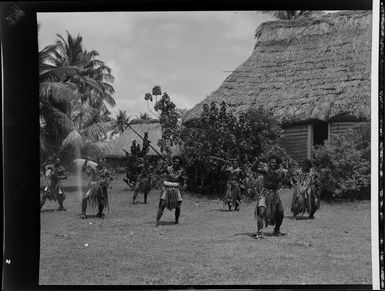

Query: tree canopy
[39,31,116,161]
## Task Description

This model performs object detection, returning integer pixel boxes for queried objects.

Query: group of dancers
[40,152,319,239]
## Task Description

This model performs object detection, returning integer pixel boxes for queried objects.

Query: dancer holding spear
[251,151,288,239]
[155,155,187,226]
[210,156,246,211]
[224,159,244,211]
[125,124,187,226]
[125,124,170,205]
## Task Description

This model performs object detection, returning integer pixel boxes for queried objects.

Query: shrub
[181,102,282,195]
[313,123,371,200]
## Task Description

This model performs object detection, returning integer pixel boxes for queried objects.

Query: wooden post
[307,124,313,160]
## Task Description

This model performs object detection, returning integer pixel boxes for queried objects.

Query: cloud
[38,11,274,119]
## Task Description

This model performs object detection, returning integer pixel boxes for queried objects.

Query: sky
[37,12,274,118]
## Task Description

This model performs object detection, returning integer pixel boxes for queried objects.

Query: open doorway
[313,121,328,146]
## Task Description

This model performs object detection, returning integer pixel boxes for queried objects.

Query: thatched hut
[103,119,181,167]
[183,11,371,162]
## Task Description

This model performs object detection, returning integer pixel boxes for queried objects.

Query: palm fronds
[39,66,79,82]
[62,130,83,149]
[39,31,117,158]
[82,141,113,158]
[102,92,116,107]
[81,122,113,142]
[40,106,74,143]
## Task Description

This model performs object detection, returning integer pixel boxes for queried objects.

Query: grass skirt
[135,177,151,195]
[291,185,319,217]
[161,186,180,210]
[87,182,109,210]
[254,188,279,226]
[43,179,65,201]
[225,180,241,205]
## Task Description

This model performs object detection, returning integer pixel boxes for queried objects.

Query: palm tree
[54,32,116,108]
[136,112,150,120]
[100,108,113,122]
[114,110,130,133]
[144,86,162,118]
[39,43,78,156]
[107,109,130,141]
[39,32,117,159]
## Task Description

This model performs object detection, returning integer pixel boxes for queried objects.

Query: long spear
[126,123,170,164]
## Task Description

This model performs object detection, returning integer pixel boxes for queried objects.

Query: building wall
[328,121,365,138]
[283,121,368,163]
[281,125,309,162]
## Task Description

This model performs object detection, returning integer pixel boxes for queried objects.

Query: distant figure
[123,151,141,190]
[132,160,152,204]
[224,160,243,211]
[252,154,288,239]
[81,157,113,219]
[130,140,141,157]
[155,156,187,226]
[41,156,54,177]
[291,159,320,219]
[40,158,67,211]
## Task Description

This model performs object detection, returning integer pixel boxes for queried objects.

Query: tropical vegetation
[312,123,371,200]
[144,86,182,155]
[181,101,282,195]
[39,31,117,162]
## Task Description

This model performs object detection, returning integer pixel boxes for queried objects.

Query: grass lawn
[40,174,372,285]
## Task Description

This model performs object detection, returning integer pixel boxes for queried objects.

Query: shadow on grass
[132,202,150,205]
[234,232,276,238]
[209,208,231,212]
[156,221,178,226]
[40,209,57,213]
[143,221,178,226]
[81,214,104,219]
[286,215,314,220]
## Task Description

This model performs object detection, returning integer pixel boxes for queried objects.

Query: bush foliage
[181,102,282,195]
[145,86,182,155]
[313,123,371,200]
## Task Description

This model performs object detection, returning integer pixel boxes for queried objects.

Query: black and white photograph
[2,1,383,289]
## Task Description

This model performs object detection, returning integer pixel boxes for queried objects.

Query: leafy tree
[154,92,181,155]
[144,86,162,118]
[152,86,162,103]
[313,123,371,200]
[39,31,116,160]
[52,32,115,110]
[181,102,282,195]
[145,86,181,155]
[39,44,78,157]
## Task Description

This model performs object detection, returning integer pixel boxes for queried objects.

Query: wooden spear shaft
[126,123,170,164]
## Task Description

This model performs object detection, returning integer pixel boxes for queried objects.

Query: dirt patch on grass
[40,175,372,285]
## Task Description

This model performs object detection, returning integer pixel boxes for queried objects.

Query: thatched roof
[183,11,372,124]
[103,121,181,157]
